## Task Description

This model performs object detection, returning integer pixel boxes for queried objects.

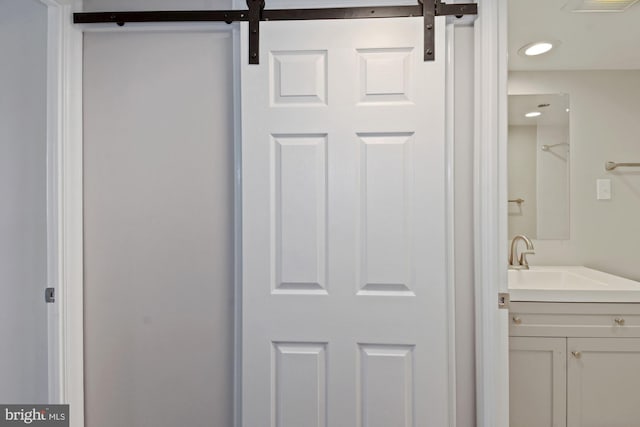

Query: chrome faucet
[509,235,535,270]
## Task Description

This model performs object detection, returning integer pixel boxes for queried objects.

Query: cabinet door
[510,337,567,427]
[568,338,640,427]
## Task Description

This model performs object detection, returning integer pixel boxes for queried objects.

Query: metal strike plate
[45,287,55,303]
[498,292,510,309]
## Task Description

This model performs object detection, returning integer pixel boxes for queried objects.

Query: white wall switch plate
[597,179,611,200]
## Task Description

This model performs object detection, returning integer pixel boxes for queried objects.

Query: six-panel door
[241,17,450,427]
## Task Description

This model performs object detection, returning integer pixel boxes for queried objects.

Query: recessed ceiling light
[525,111,542,118]
[520,42,555,56]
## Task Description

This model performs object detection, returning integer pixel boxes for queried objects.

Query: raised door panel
[358,133,414,296]
[357,345,414,427]
[567,338,640,427]
[509,337,566,427]
[273,343,327,427]
[270,50,328,106]
[273,134,327,294]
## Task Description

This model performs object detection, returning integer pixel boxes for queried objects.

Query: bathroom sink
[509,268,608,290]
[508,266,640,302]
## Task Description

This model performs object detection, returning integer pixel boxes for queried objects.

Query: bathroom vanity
[508,267,640,427]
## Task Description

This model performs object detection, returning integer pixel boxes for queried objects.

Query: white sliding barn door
[242,17,449,427]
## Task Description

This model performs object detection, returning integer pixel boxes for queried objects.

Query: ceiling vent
[563,0,639,12]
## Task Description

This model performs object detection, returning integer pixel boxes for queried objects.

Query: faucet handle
[518,250,535,267]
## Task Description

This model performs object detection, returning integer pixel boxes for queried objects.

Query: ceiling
[508,0,640,70]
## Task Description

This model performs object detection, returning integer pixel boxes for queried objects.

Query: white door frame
[42,1,84,420]
[473,0,509,426]
[45,3,242,426]
[46,1,509,426]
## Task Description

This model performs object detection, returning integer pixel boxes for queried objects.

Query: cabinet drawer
[509,302,640,337]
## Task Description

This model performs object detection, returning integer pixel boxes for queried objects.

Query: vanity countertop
[508,266,640,303]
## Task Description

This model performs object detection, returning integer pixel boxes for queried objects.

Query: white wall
[510,71,640,281]
[0,0,49,403]
[80,2,235,426]
[83,31,235,427]
[82,0,231,11]
[508,125,537,238]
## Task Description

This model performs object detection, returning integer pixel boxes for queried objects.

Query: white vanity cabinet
[509,302,640,427]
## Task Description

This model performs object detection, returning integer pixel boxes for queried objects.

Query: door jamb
[47,4,242,427]
[473,0,509,426]
[48,1,509,426]
[42,1,84,422]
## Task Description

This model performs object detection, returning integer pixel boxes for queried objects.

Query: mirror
[508,93,570,239]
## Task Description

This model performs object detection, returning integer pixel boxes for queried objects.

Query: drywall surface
[0,0,49,404]
[82,0,232,11]
[454,24,476,427]
[83,31,234,427]
[510,70,640,281]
